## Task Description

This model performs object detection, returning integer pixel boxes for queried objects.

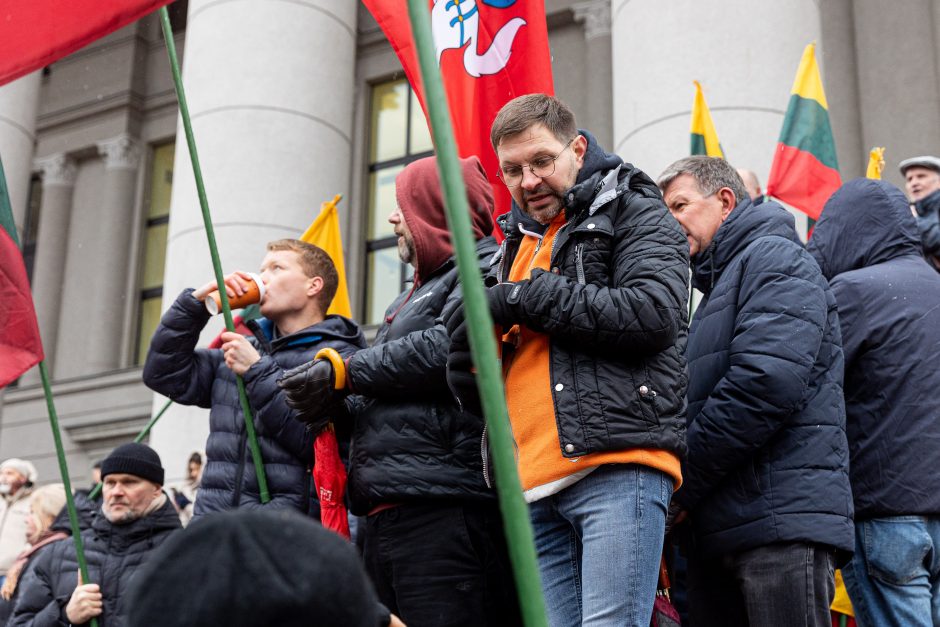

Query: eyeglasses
[497,139,574,188]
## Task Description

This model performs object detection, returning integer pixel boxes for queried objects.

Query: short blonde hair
[28,483,66,537]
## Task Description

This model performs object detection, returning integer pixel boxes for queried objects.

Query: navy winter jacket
[677,198,854,557]
[808,178,940,520]
[143,290,366,516]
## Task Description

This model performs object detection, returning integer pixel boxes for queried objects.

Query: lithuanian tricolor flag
[690,81,724,158]
[766,43,841,220]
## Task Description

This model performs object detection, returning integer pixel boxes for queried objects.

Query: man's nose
[520,167,542,190]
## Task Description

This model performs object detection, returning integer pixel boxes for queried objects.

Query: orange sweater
[503,214,682,496]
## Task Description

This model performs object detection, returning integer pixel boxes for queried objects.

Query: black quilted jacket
[344,237,498,515]
[493,133,690,460]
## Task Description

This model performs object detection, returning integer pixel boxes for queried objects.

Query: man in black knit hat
[8,443,181,627]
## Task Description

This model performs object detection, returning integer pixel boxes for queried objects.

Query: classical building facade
[2,0,939,486]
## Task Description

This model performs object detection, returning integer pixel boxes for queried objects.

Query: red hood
[395,155,494,284]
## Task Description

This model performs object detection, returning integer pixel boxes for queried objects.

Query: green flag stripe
[690,133,707,156]
[0,156,19,245]
[778,94,839,171]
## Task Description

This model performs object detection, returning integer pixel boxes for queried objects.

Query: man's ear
[718,187,737,220]
[307,276,324,298]
[572,134,588,167]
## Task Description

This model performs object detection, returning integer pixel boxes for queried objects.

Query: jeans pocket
[861,516,931,586]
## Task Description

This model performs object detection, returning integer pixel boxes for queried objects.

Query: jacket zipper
[480,425,492,488]
[575,242,586,285]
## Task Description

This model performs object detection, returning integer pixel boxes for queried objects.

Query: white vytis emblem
[431,0,526,77]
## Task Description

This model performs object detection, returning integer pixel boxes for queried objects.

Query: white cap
[1,458,38,484]
[899,155,940,176]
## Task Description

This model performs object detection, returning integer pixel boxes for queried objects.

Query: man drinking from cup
[143,239,366,517]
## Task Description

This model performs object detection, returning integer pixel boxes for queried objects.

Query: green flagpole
[0,155,98,627]
[157,4,269,502]
[405,3,548,625]
[87,398,174,501]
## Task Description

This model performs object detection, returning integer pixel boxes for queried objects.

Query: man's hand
[66,573,103,625]
[277,349,349,432]
[220,332,261,376]
[486,281,528,326]
[192,271,254,303]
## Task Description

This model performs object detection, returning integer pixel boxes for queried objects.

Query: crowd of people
[1,93,939,627]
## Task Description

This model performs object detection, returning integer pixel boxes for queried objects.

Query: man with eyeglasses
[657,156,852,627]
[446,94,690,626]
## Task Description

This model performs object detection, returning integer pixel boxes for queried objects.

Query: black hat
[126,510,385,627]
[100,443,164,486]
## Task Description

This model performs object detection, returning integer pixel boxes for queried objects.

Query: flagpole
[405,3,548,625]
[157,5,270,502]
[87,398,174,500]
[0,155,98,627]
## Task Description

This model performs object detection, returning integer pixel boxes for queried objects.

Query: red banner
[0,0,172,86]
[364,0,554,221]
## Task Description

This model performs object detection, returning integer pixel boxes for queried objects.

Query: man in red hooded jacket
[280,156,519,626]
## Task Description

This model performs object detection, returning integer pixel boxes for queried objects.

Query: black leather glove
[486,281,528,326]
[277,348,349,432]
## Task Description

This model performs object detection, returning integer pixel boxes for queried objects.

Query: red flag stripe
[0,0,173,86]
[0,227,43,387]
[766,143,841,221]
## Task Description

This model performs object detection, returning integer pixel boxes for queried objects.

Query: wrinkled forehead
[496,124,564,161]
[906,166,940,180]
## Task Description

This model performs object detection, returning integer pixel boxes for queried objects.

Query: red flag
[0,0,172,86]
[313,427,350,539]
[0,159,43,387]
[363,0,554,221]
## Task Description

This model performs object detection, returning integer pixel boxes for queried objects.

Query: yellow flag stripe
[866,147,885,180]
[690,81,724,158]
[790,43,829,110]
[299,194,353,318]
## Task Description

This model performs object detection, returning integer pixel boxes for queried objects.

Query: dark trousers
[687,542,834,627]
[363,501,521,627]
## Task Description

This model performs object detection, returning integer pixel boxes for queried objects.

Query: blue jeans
[842,516,940,627]
[528,464,671,627]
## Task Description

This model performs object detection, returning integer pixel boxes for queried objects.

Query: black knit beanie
[100,443,164,486]
[126,510,385,627]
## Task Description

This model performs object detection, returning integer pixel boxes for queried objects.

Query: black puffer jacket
[677,198,854,557]
[143,291,366,515]
[493,131,689,459]
[345,237,498,515]
[8,497,180,627]
[808,178,940,520]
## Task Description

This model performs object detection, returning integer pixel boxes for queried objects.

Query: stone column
[150,0,359,479]
[852,0,940,189]
[573,1,613,149]
[22,154,77,383]
[53,135,141,379]
[612,0,821,221]
[0,72,41,238]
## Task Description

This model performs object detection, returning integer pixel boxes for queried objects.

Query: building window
[364,78,433,325]
[135,142,174,365]
[22,175,42,283]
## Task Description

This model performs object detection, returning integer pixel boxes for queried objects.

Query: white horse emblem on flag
[431,0,526,77]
